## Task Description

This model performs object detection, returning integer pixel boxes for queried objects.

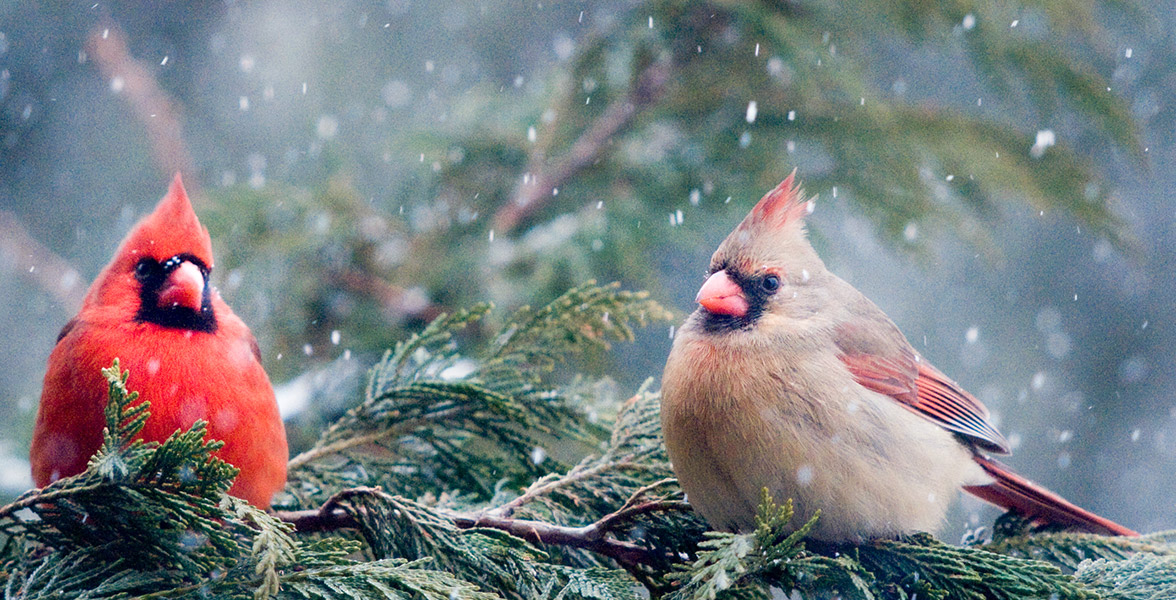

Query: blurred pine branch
[191,0,1144,405]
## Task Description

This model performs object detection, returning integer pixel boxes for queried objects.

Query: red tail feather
[964,455,1136,536]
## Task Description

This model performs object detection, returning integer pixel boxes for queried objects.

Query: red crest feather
[85,173,213,308]
[739,169,813,232]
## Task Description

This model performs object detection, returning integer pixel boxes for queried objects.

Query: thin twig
[493,57,673,234]
[486,460,614,518]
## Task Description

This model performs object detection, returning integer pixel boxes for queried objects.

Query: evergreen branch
[487,461,619,519]
[986,532,1176,571]
[286,282,669,506]
[274,485,689,576]
[1076,553,1176,600]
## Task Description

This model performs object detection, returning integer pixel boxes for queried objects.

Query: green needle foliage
[4,282,1176,599]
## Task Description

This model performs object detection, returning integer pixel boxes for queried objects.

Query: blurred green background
[1,0,1173,536]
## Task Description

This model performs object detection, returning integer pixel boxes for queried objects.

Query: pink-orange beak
[157,260,206,311]
[696,270,748,317]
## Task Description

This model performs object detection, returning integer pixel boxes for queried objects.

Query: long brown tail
[963,454,1137,537]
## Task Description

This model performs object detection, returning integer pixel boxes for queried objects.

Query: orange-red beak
[157,260,205,311]
[696,269,748,317]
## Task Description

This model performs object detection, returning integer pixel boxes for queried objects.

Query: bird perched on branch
[661,172,1135,540]
[30,175,288,508]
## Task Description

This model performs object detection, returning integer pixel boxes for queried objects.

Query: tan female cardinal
[30,175,288,508]
[661,172,1135,540]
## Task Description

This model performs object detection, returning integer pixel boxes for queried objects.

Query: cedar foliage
[3,282,1176,599]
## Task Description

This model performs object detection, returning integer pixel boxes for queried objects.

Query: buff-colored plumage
[661,173,1135,540]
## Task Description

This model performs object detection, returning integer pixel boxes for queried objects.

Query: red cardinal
[661,172,1136,540]
[30,175,288,508]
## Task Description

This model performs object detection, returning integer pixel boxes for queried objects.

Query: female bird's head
[694,171,828,333]
[85,174,218,332]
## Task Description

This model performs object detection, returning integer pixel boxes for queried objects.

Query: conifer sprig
[284,282,671,507]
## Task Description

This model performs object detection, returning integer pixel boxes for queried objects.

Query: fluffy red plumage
[30,175,288,508]
[662,173,1135,539]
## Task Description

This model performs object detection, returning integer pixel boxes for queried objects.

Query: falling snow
[1030,129,1056,158]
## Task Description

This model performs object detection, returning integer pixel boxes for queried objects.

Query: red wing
[840,350,1011,454]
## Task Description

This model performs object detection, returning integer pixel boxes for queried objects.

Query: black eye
[134,259,155,282]
[761,275,780,293]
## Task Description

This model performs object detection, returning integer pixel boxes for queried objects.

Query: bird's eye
[761,275,780,293]
[134,259,154,282]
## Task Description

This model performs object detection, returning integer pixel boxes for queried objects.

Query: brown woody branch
[492,57,673,234]
[272,484,690,573]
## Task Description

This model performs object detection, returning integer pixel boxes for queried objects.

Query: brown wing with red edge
[838,342,1011,454]
[835,323,1136,536]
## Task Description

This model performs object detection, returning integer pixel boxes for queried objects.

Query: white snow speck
[754,43,760,56]
[962,13,976,30]
[745,100,758,123]
[1057,451,1071,469]
[110,76,125,93]
[530,446,547,465]
[1030,129,1055,158]
[238,96,249,111]
[689,189,701,206]
[965,326,979,343]
[527,126,536,142]
[1031,372,1046,391]
[1131,428,1141,442]
[238,54,255,73]
[787,109,796,121]
[1125,47,1133,58]
[1010,19,1019,27]
[317,115,339,139]
[330,330,341,345]
[796,465,814,486]
[303,344,314,356]
[160,55,169,66]
[903,221,919,242]
[648,16,653,28]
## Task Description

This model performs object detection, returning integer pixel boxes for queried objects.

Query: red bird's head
[85,174,218,332]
